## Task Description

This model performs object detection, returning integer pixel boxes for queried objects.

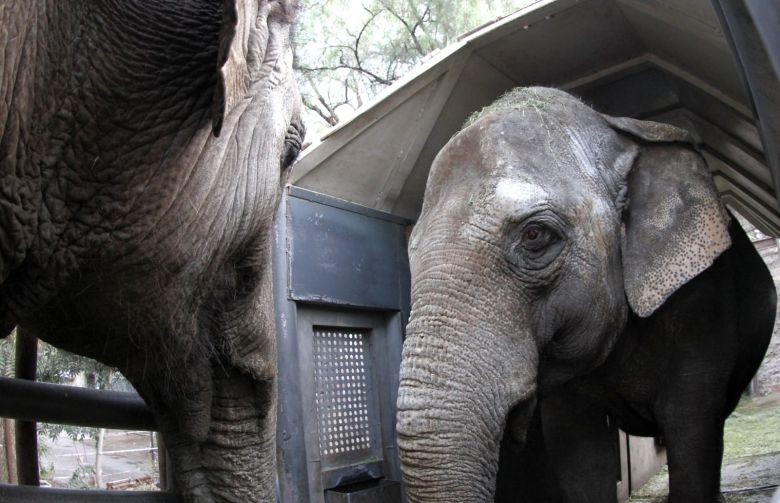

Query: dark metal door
[273,187,410,503]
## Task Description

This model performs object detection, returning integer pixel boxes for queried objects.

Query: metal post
[13,329,38,486]
[157,433,167,491]
[156,432,174,491]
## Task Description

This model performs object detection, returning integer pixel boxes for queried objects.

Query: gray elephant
[1,1,302,501]
[396,87,775,502]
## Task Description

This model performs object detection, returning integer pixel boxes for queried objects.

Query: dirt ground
[39,429,158,489]
[630,393,780,502]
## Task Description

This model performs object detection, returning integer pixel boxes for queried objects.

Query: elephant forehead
[494,178,550,210]
[456,177,549,243]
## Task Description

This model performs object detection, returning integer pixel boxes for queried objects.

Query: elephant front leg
[664,418,725,503]
[495,404,563,502]
[540,391,619,503]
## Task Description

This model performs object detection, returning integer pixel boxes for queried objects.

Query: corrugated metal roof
[291,0,780,234]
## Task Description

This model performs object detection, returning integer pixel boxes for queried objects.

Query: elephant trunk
[397,304,538,502]
[154,368,276,503]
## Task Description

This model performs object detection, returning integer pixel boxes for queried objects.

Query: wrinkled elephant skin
[396,87,775,502]
[0,1,303,501]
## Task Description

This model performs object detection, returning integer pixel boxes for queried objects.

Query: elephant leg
[664,418,724,503]
[495,406,562,502]
[540,391,618,503]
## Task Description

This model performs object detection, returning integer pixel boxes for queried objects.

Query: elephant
[396,87,776,502]
[1,1,302,501]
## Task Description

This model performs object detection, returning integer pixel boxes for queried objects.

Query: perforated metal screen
[313,328,373,458]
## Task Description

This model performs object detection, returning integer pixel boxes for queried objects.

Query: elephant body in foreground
[1,1,302,501]
[396,87,775,502]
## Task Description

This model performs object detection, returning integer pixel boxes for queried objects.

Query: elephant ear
[212,0,296,136]
[603,115,732,318]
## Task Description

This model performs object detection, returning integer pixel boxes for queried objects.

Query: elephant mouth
[505,394,538,446]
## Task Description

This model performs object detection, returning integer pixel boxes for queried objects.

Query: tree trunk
[95,428,105,488]
[0,419,4,483]
[3,418,17,484]
[14,329,38,486]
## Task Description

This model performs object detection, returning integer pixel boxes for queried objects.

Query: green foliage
[67,463,95,489]
[39,461,56,482]
[36,348,121,442]
[35,342,113,387]
[0,329,128,443]
[295,0,525,132]
[3,329,137,488]
[0,329,15,377]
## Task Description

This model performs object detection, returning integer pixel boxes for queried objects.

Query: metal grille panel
[313,328,372,457]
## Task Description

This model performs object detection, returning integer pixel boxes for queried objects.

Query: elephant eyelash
[281,120,305,169]
[281,139,300,169]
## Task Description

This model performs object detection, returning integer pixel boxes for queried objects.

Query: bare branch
[302,96,339,126]
[351,9,381,80]
[379,1,430,55]
[298,62,394,86]
[302,74,342,126]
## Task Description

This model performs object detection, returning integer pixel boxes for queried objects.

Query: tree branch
[380,1,430,56]
[298,63,393,86]
[302,74,341,126]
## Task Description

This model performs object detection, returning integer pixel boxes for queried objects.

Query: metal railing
[0,377,156,430]
[0,374,176,502]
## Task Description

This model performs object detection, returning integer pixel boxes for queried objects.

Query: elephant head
[396,87,731,501]
[1,1,301,501]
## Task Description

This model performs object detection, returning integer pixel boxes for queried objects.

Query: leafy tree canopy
[295,0,525,134]
[0,331,129,442]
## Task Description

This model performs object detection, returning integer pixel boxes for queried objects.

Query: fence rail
[0,376,156,431]
[1,375,169,500]
[0,484,178,502]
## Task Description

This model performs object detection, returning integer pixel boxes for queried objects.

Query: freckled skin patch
[622,146,732,317]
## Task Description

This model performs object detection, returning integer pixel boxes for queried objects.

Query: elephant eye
[520,224,555,251]
[507,219,565,273]
[523,226,542,242]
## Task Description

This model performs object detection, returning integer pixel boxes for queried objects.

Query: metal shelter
[292,0,780,234]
